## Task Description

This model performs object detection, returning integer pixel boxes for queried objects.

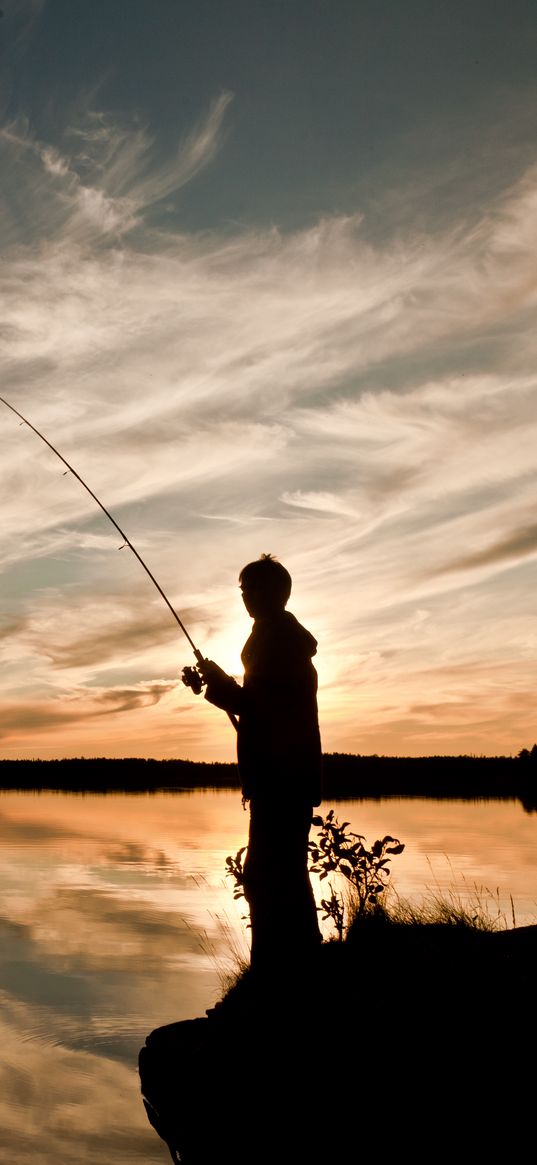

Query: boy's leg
[243,798,320,969]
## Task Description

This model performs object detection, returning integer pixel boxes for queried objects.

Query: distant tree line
[0,756,239,793]
[0,749,536,808]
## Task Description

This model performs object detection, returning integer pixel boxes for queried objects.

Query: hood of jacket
[241,611,317,674]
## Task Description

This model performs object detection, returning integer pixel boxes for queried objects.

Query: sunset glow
[1,1,537,759]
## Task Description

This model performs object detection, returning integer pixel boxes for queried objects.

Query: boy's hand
[197,658,225,683]
[199,660,242,713]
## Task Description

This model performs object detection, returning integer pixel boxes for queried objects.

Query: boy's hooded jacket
[205,611,322,805]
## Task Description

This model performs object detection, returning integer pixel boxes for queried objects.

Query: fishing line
[1,395,238,730]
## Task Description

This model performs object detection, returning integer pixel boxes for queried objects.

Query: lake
[1,788,536,1163]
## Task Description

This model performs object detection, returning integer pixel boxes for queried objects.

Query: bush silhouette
[308,809,404,938]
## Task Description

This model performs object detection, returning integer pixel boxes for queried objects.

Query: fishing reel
[181,665,206,696]
[181,659,239,731]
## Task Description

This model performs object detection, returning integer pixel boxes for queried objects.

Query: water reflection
[0,791,246,1165]
[0,999,162,1163]
[1,789,536,1162]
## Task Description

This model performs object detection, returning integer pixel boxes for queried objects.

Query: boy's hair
[239,554,292,606]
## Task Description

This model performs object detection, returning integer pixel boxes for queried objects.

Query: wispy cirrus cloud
[0,681,175,740]
[0,91,232,242]
[441,519,537,575]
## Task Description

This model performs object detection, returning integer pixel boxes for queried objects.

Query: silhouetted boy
[200,555,322,969]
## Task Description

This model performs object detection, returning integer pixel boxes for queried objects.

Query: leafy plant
[225,846,247,900]
[318,882,345,941]
[225,811,405,942]
[309,809,404,938]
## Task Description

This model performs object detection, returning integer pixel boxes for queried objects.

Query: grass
[218,880,517,972]
[344,880,514,936]
[380,888,511,930]
[200,909,250,998]
[213,879,531,1019]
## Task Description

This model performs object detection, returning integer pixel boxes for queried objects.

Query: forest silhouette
[2,749,536,808]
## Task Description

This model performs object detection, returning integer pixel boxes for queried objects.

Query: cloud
[0,614,28,639]
[28,604,201,670]
[0,589,221,700]
[0,91,232,243]
[0,682,175,741]
[123,91,233,209]
[440,520,537,575]
[281,490,360,518]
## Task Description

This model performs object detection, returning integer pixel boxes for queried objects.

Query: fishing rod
[0,394,238,731]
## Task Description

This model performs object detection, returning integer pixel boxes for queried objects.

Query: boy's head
[239,554,292,618]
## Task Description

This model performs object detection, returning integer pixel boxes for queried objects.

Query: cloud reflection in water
[0,789,248,1163]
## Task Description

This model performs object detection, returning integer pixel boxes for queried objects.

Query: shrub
[308,809,404,938]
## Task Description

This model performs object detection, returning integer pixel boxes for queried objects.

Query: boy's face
[240,580,284,619]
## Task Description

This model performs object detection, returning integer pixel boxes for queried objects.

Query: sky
[0,0,536,760]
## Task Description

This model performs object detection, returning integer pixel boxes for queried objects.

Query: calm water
[1,788,536,1163]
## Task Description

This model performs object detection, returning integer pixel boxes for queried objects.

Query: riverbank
[1,753,537,807]
[140,904,536,1162]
